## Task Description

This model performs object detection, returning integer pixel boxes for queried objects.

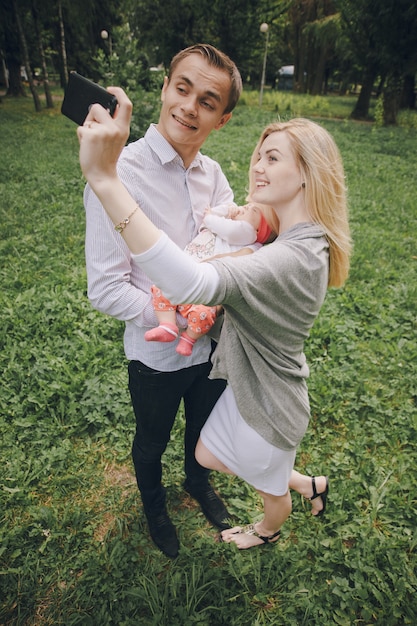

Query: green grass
[1,92,416,625]
[240,89,368,121]
[240,88,417,129]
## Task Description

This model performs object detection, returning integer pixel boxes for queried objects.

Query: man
[84,44,243,558]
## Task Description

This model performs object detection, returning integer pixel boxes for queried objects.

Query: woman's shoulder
[278,222,326,242]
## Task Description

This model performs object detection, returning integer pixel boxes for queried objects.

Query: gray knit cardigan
[134,222,329,451]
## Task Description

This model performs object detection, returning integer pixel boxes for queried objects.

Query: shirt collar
[145,124,205,170]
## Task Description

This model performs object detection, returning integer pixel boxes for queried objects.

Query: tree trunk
[383,72,403,125]
[294,28,307,93]
[375,74,385,98]
[12,0,42,111]
[6,59,25,96]
[304,32,315,93]
[1,49,9,90]
[400,74,416,109]
[58,0,68,86]
[292,16,306,94]
[2,0,25,97]
[32,0,54,108]
[311,46,328,95]
[351,67,377,120]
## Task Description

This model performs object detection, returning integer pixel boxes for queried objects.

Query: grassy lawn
[1,91,416,625]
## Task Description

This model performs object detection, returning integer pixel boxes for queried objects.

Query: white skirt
[201,385,296,496]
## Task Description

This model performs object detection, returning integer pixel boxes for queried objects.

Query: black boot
[184,481,231,531]
[141,484,179,558]
[145,508,179,558]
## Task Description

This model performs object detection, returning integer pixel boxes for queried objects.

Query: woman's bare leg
[221,488,291,549]
[290,470,328,515]
[195,438,234,474]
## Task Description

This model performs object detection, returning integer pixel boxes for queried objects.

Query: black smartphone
[61,72,118,125]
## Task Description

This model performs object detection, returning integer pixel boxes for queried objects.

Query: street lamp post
[259,22,269,106]
[100,29,112,56]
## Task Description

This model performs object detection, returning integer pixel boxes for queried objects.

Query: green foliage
[397,108,417,129]
[94,22,162,140]
[1,94,417,625]
[127,0,280,82]
[373,95,384,128]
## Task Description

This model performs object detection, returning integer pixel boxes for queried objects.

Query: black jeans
[128,357,226,515]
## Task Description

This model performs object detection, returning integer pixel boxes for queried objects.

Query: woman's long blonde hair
[247,118,352,288]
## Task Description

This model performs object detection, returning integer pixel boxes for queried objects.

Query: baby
[145,203,274,355]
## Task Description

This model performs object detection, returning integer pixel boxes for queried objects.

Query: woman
[78,89,351,549]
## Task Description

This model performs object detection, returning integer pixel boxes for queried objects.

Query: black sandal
[309,476,329,517]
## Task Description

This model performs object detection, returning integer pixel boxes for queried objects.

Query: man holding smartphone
[83,44,242,558]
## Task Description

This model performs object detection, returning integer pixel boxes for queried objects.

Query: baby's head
[235,204,274,243]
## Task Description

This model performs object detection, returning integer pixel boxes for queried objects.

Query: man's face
[157,54,232,165]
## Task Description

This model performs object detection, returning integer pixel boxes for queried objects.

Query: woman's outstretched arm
[77,87,161,255]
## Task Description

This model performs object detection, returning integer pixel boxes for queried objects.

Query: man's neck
[171,143,199,169]
[155,123,200,169]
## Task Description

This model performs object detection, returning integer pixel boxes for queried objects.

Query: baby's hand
[228,204,247,219]
[205,202,241,218]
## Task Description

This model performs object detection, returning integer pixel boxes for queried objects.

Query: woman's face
[251,131,302,209]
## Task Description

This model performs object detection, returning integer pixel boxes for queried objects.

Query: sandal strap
[309,476,329,501]
[259,529,281,543]
[310,476,319,501]
[239,524,281,544]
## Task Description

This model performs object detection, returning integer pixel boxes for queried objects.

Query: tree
[12,0,42,110]
[57,0,68,85]
[287,0,339,94]
[379,0,417,124]
[339,0,417,123]
[338,0,382,117]
[0,0,124,107]
[31,0,53,108]
[51,0,123,81]
[401,74,416,110]
[0,0,25,96]
[127,0,289,87]
[303,10,340,94]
